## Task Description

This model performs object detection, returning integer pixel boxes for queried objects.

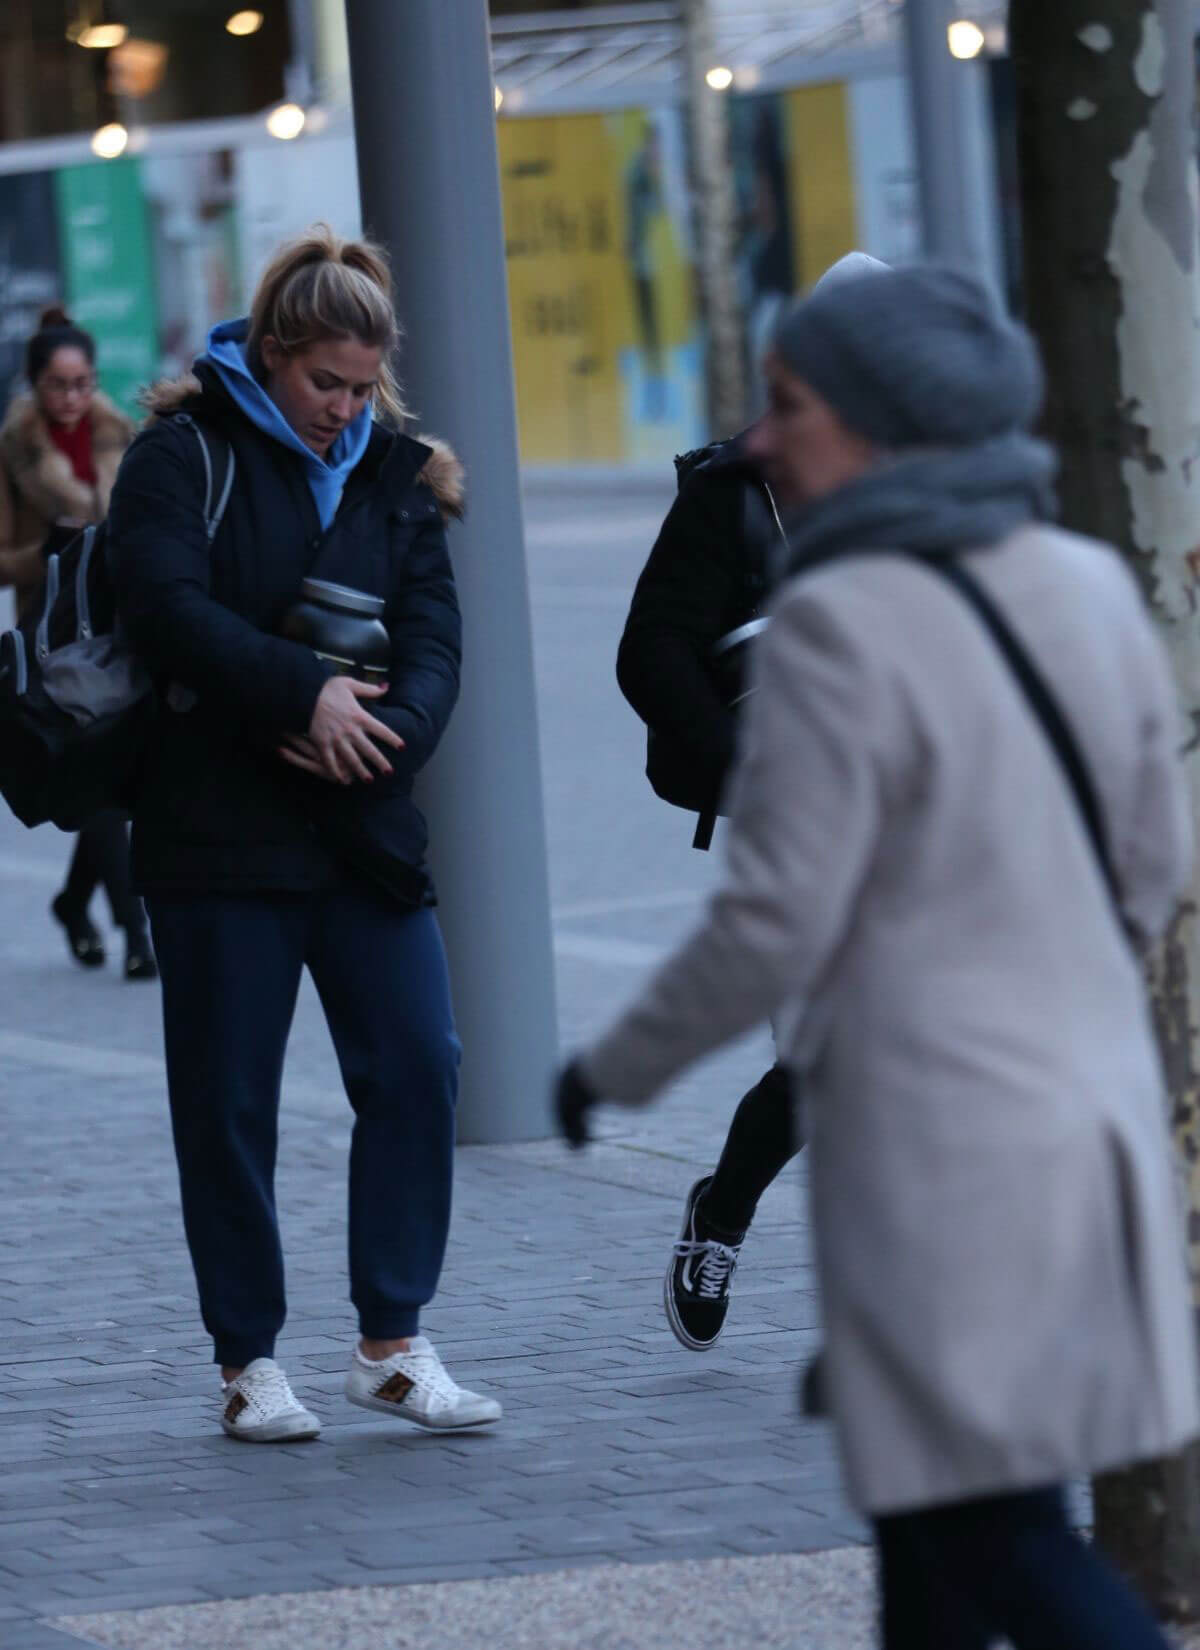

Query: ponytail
[246,225,408,426]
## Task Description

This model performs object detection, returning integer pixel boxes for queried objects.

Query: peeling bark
[1011,0,1200,1620]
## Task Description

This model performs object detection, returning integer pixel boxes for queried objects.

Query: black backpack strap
[931,557,1122,914]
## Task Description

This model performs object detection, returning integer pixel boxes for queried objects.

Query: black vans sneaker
[664,1176,745,1351]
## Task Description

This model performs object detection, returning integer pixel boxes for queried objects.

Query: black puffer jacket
[616,436,785,823]
[107,365,463,900]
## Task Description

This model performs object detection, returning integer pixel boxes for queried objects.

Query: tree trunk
[679,0,747,439]
[1010,0,1200,1622]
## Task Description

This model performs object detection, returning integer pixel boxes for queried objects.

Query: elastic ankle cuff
[214,1340,275,1368]
[358,1311,420,1340]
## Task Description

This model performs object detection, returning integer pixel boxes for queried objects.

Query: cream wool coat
[583,522,1199,1515]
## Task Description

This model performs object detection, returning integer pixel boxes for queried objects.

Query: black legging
[61,811,145,936]
[701,1062,799,1235]
[877,1487,1171,1649]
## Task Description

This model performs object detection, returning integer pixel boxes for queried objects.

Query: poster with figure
[730,94,797,413]
[615,107,702,460]
[730,83,859,411]
[0,172,61,414]
[499,108,703,466]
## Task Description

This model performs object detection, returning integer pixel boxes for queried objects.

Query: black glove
[554,1057,598,1150]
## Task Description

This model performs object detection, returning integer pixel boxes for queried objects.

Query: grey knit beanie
[811,251,891,293]
[771,264,1044,449]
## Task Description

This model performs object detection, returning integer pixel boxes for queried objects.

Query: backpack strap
[930,556,1122,916]
[172,414,236,544]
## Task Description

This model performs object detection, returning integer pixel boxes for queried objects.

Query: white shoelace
[378,1342,463,1414]
[674,1237,742,1301]
[230,1362,302,1419]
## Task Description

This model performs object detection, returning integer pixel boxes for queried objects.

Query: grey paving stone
[0,481,861,1639]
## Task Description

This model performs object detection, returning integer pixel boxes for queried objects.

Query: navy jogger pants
[148,882,460,1368]
[876,1487,1172,1650]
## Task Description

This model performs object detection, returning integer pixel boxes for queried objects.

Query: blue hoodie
[200,319,373,530]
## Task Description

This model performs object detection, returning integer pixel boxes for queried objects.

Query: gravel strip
[56,1548,877,1650]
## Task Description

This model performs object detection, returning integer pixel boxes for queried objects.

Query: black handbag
[0,419,233,830]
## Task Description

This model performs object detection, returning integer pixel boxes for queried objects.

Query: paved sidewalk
[0,479,864,1650]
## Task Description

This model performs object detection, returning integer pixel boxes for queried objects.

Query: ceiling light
[91,122,129,158]
[705,65,734,91]
[266,102,306,140]
[74,22,129,49]
[947,19,986,59]
[225,9,265,36]
[108,37,168,98]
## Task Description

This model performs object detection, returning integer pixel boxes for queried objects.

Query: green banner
[54,158,159,415]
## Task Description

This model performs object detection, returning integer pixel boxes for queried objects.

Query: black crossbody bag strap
[931,557,1122,915]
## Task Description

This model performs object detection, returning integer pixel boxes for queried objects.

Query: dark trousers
[876,1487,1171,1650]
[147,883,460,1369]
[701,1062,799,1235]
[62,811,145,935]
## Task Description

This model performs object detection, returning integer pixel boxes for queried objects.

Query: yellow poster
[785,83,858,288]
[498,110,703,465]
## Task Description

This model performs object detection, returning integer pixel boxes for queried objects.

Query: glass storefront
[0,2,291,143]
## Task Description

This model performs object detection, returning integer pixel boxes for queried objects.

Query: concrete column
[344,0,559,1144]
[903,0,1000,277]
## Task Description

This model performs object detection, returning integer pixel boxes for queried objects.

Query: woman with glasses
[0,307,156,979]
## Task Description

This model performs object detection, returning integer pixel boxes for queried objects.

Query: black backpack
[644,445,782,848]
[0,416,234,830]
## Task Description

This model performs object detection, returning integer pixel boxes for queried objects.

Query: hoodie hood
[200,318,373,530]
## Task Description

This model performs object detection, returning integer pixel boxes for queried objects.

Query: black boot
[51,893,105,969]
[124,927,158,981]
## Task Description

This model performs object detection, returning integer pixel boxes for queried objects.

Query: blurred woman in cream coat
[557,264,1197,1650]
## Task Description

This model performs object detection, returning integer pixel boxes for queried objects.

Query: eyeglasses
[42,376,94,397]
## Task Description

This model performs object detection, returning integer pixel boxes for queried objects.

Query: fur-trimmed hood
[142,371,465,522]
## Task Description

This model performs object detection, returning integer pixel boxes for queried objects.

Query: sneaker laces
[673,1236,741,1301]
[381,1341,463,1415]
[229,1361,300,1418]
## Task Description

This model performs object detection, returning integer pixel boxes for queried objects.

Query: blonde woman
[0,308,154,977]
[108,228,498,1442]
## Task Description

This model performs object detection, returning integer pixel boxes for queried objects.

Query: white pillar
[903,0,1000,278]
[344,0,560,1143]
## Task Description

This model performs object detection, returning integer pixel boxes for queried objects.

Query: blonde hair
[247,225,408,426]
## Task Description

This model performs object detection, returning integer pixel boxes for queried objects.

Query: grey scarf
[784,433,1058,577]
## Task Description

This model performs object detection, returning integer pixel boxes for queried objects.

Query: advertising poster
[730,83,859,409]
[54,158,160,415]
[614,107,703,462]
[499,109,703,465]
[0,171,61,414]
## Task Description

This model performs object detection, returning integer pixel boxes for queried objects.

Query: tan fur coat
[0,391,134,606]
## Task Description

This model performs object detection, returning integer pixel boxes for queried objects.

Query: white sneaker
[220,1358,321,1443]
[345,1336,501,1431]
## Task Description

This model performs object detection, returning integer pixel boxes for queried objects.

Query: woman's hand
[278,676,405,785]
